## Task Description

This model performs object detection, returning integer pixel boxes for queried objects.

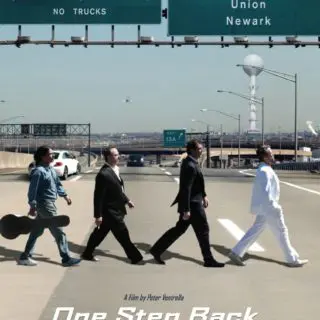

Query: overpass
[205,148,312,157]
[102,146,312,157]
[2,146,313,158]
[115,147,311,157]
[0,146,312,168]
[116,147,311,166]
[198,148,312,169]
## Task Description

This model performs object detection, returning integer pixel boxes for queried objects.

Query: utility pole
[206,124,210,168]
[87,123,91,167]
[237,115,241,168]
[220,124,223,168]
[261,98,265,144]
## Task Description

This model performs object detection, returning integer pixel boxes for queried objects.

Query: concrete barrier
[81,152,98,168]
[0,151,33,169]
[90,153,98,167]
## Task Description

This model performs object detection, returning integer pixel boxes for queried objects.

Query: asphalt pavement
[0,166,319,320]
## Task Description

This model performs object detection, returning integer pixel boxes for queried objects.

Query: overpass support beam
[156,154,161,165]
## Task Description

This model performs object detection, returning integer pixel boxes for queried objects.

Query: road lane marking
[68,175,82,182]
[218,218,265,252]
[238,169,255,177]
[161,168,179,184]
[280,181,320,195]
[239,169,320,196]
[85,170,93,173]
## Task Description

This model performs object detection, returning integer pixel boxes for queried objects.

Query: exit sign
[163,129,186,148]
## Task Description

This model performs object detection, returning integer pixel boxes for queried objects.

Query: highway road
[0,167,319,320]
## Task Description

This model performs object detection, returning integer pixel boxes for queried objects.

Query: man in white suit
[228,145,308,267]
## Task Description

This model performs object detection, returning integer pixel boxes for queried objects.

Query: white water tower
[242,54,264,133]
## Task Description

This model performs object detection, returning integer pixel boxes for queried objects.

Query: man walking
[229,145,308,267]
[149,139,224,268]
[81,146,143,264]
[18,146,81,267]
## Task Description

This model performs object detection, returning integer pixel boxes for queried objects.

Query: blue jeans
[20,200,70,263]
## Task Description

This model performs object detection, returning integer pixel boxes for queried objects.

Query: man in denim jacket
[18,145,81,267]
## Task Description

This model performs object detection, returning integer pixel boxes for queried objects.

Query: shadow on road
[67,241,130,264]
[135,242,204,266]
[212,244,288,267]
[0,245,61,266]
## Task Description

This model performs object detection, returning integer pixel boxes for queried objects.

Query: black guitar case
[0,214,70,240]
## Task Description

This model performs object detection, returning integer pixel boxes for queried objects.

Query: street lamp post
[192,119,211,168]
[261,97,264,144]
[236,64,298,161]
[217,89,265,144]
[294,73,298,161]
[200,109,241,168]
[237,115,241,167]
[206,124,210,168]
[219,124,223,163]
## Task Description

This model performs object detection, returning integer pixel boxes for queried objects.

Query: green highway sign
[33,123,67,136]
[0,0,162,24]
[163,129,186,148]
[168,0,320,36]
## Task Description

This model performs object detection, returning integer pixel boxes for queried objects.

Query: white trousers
[232,208,299,263]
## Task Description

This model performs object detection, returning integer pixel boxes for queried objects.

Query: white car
[28,150,81,180]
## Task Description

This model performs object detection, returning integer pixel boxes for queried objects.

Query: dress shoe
[149,250,165,265]
[287,259,309,267]
[204,261,225,268]
[81,253,99,262]
[131,257,144,265]
[228,251,246,266]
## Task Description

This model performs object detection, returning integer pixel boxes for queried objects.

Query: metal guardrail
[272,161,320,171]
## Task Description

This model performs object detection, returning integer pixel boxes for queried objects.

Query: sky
[0,1,320,134]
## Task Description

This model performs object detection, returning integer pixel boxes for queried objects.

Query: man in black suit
[81,146,143,264]
[149,139,224,268]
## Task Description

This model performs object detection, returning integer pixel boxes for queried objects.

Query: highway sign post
[0,0,162,24]
[163,129,186,148]
[0,123,92,167]
[168,0,320,36]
